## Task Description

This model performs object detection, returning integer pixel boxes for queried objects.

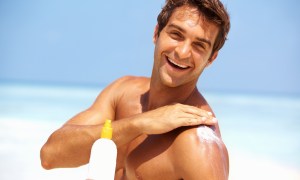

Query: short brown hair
[157,0,230,54]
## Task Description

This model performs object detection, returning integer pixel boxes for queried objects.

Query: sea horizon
[0,81,299,179]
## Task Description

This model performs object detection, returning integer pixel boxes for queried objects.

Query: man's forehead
[167,5,219,36]
[171,6,202,27]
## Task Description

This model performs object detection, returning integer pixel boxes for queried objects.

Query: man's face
[153,5,219,88]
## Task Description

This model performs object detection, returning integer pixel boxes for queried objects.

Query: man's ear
[153,24,159,43]
[206,51,219,67]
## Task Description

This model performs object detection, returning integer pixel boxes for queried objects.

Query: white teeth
[168,58,188,69]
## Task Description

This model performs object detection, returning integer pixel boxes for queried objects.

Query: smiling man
[41,0,230,179]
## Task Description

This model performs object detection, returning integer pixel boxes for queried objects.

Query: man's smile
[166,56,190,70]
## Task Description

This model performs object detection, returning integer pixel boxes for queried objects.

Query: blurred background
[0,0,300,180]
[1,0,299,94]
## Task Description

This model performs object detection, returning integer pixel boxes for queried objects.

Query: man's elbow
[40,145,55,170]
[41,160,52,170]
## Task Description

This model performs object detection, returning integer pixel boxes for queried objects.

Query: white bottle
[87,119,117,180]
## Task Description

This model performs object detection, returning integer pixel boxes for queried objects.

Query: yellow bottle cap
[101,119,113,139]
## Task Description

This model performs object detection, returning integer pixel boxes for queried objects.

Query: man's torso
[111,77,216,180]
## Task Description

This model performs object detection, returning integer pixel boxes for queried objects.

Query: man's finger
[181,104,213,118]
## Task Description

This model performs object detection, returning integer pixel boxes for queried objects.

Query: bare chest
[113,88,188,179]
[123,134,181,180]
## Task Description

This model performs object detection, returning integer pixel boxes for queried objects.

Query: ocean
[0,82,299,180]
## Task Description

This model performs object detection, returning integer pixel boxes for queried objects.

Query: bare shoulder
[95,75,149,97]
[66,76,149,125]
[115,75,150,84]
[171,126,229,180]
[189,89,213,112]
[107,75,150,91]
[92,75,149,107]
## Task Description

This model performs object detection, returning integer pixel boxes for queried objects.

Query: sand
[0,118,299,180]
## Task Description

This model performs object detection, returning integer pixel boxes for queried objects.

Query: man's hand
[134,103,217,135]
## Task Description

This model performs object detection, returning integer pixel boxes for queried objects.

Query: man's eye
[169,32,182,40]
[194,42,205,50]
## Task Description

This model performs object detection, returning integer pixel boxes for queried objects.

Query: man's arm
[40,76,217,169]
[173,126,229,180]
[40,76,136,169]
[40,112,145,169]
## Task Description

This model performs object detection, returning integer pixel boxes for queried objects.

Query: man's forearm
[40,117,142,169]
[40,104,216,169]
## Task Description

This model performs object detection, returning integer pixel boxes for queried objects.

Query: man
[41,0,230,179]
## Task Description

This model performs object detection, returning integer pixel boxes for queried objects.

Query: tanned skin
[41,5,229,180]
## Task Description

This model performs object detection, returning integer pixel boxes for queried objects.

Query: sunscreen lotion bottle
[87,119,117,180]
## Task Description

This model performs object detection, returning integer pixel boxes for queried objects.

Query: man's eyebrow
[167,23,212,48]
[195,37,211,48]
[168,23,186,33]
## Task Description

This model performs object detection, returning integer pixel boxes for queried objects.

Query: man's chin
[159,75,182,88]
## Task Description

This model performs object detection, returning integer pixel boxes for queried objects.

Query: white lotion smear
[196,126,221,144]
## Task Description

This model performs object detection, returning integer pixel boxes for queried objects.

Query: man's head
[151,0,230,88]
[157,0,230,55]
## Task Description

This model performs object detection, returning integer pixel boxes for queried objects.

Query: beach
[0,83,299,179]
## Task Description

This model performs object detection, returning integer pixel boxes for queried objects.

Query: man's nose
[175,41,192,60]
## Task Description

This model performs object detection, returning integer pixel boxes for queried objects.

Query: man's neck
[146,81,197,111]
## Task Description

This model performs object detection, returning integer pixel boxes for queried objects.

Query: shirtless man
[40,0,230,179]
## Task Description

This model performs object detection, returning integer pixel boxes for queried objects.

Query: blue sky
[1,0,299,94]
